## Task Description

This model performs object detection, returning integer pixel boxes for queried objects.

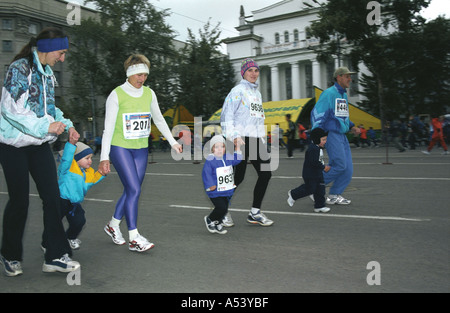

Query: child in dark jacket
[287,128,331,213]
[202,135,242,234]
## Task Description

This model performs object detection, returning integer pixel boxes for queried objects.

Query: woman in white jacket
[99,54,182,252]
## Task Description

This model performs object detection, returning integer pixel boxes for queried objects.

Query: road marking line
[273,176,450,181]
[169,205,429,222]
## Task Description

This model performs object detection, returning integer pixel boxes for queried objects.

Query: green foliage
[176,21,236,117]
[306,0,449,120]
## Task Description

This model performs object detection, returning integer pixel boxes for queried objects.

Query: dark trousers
[0,142,71,262]
[209,196,230,222]
[234,137,272,209]
[290,178,326,208]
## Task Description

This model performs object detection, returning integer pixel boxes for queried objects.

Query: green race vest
[111,86,152,149]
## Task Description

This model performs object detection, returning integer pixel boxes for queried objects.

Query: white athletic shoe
[129,234,155,252]
[287,191,295,207]
[42,254,80,273]
[222,212,234,227]
[327,195,351,205]
[314,207,331,213]
[68,238,81,250]
[247,210,274,226]
[104,223,126,245]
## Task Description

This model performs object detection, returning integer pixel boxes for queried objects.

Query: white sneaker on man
[327,195,351,205]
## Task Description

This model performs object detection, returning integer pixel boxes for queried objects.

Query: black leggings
[209,196,230,222]
[0,142,71,262]
[234,137,272,209]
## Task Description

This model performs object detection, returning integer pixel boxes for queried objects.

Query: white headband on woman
[126,63,150,77]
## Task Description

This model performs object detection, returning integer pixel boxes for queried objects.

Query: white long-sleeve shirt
[100,80,177,161]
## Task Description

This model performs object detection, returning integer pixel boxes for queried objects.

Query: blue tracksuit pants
[323,131,353,195]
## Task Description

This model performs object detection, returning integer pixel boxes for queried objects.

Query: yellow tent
[205,98,314,136]
[151,105,194,140]
[314,87,381,130]
[204,87,380,137]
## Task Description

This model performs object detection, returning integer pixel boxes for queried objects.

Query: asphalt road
[0,144,449,297]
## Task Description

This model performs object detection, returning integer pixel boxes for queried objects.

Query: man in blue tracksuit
[310,67,360,205]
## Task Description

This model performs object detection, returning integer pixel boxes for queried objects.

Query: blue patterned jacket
[0,49,73,147]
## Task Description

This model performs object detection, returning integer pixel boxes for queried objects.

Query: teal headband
[36,37,69,53]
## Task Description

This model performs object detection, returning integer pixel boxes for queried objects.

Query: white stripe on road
[273,176,450,181]
[169,205,429,222]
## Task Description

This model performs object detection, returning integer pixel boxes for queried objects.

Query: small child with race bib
[202,135,242,234]
[287,128,331,213]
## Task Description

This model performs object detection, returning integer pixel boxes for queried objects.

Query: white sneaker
[287,191,295,207]
[42,253,80,273]
[68,238,81,250]
[204,216,227,234]
[129,234,155,252]
[247,210,274,226]
[222,212,234,227]
[104,223,126,245]
[421,150,431,155]
[314,207,331,213]
[327,195,351,205]
[442,151,449,155]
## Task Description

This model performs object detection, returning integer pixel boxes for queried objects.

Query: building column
[312,59,321,88]
[291,62,301,99]
[270,64,280,101]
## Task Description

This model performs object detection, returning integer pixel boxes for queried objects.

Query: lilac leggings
[110,146,148,230]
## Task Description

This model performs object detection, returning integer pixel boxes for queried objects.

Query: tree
[176,21,236,118]
[67,0,179,125]
[305,0,449,123]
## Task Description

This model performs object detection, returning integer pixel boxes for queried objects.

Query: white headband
[126,63,150,77]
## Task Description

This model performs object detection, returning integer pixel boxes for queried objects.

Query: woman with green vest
[99,54,182,252]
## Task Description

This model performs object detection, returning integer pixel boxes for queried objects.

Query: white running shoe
[327,195,351,205]
[42,254,80,273]
[247,210,274,226]
[287,191,295,207]
[104,223,126,245]
[314,207,331,213]
[222,212,234,227]
[421,150,431,155]
[68,238,81,250]
[204,216,227,234]
[129,234,155,252]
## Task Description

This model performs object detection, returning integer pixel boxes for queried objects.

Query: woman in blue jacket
[0,28,80,276]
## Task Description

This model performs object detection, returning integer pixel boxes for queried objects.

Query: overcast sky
[154,0,449,42]
[76,0,449,44]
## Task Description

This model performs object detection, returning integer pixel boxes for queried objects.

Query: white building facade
[223,0,366,105]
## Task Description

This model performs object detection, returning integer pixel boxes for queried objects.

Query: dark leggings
[0,142,71,262]
[234,137,272,209]
[208,196,230,222]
